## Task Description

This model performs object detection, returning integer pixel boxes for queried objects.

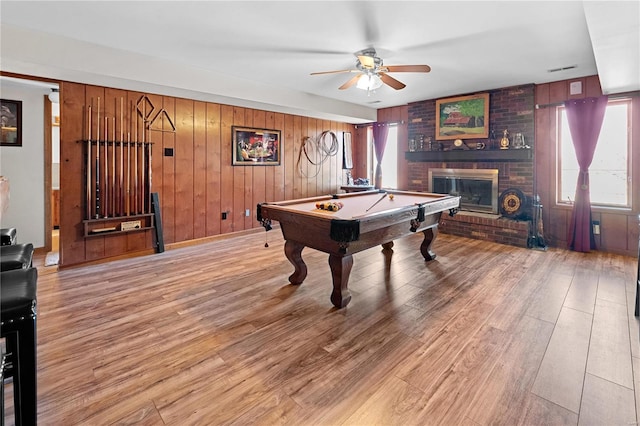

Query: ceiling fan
[310,48,431,92]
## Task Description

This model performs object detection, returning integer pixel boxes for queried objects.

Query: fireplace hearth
[429,168,499,214]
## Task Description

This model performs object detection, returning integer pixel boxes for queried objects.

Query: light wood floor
[5,230,639,425]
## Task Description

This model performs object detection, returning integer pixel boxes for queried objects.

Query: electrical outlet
[222,212,227,220]
[592,221,600,235]
[245,209,250,217]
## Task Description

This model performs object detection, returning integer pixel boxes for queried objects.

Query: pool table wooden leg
[328,254,353,308]
[284,240,307,285]
[421,227,438,261]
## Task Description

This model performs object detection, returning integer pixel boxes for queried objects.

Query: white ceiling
[1,1,638,124]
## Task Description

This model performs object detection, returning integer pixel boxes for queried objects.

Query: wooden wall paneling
[160,96,176,244]
[319,119,329,195]
[601,213,630,252]
[273,112,286,202]
[174,98,195,242]
[84,85,106,261]
[59,82,88,266]
[292,115,303,199]
[250,109,264,229]
[549,81,568,104]
[307,117,317,197]
[331,123,340,191]
[220,105,234,234]
[299,116,308,198]
[232,107,247,231]
[146,92,164,241]
[284,114,295,200]
[193,101,207,239]
[585,76,603,98]
[264,112,275,203]
[326,120,335,194]
[353,126,368,181]
[130,91,155,251]
[206,103,221,237]
[244,108,256,229]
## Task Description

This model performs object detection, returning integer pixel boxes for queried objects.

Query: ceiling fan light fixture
[356,73,383,91]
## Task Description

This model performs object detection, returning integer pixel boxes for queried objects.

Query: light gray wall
[0,83,46,247]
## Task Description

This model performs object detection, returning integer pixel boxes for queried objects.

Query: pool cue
[147,133,152,213]
[365,192,388,212]
[141,102,145,214]
[104,116,109,217]
[112,115,116,216]
[126,131,131,216]
[95,97,101,218]
[119,97,124,216]
[86,103,92,219]
[134,113,138,214]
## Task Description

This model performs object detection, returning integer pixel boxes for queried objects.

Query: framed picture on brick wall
[435,93,489,140]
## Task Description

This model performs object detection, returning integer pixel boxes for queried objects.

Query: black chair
[0,243,34,272]
[0,228,17,246]
[1,267,38,425]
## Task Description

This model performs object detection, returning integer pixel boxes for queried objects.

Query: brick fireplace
[405,84,535,248]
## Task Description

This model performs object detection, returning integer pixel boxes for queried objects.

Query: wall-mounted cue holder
[81,139,155,237]
[80,95,169,238]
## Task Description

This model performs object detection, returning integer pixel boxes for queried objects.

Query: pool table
[257,189,460,308]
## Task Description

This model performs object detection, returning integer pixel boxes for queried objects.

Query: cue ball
[389,194,394,200]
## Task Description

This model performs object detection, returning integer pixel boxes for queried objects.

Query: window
[557,99,631,208]
[367,125,398,189]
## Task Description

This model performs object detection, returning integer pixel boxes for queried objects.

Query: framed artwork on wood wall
[435,93,489,140]
[232,126,281,166]
[0,99,22,147]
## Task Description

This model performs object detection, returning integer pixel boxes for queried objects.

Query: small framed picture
[0,99,22,147]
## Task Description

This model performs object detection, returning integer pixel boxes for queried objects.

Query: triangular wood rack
[149,108,176,133]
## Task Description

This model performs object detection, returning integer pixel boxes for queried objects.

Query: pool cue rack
[81,95,172,238]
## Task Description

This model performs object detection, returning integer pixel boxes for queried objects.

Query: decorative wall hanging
[232,126,281,166]
[0,99,22,146]
[435,93,490,140]
[343,132,353,169]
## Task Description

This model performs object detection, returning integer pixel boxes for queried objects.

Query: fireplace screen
[429,169,498,214]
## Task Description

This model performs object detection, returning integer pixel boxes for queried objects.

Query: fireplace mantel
[405,149,532,162]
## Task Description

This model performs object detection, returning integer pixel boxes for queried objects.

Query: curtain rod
[355,120,404,128]
[535,92,639,109]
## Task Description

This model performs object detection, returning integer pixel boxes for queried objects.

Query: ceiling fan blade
[339,74,362,90]
[358,55,376,69]
[310,69,355,75]
[379,73,406,90]
[383,65,432,73]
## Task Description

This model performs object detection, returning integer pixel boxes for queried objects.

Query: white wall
[0,82,47,247]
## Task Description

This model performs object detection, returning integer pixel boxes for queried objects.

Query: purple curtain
[372,122,390,189]
[565,96,608,252]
